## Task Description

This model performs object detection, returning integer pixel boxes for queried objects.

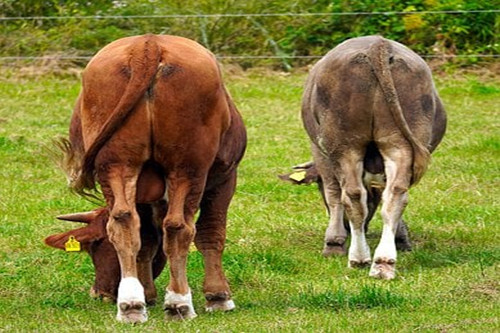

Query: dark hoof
[323,242,346,257]
[349,259,371,268]
[164,304,197,320]
[395,239,412,251]
[89,286,116,303]
[117,301,147,323]
[205,291,235,312]
[369,258,396,280]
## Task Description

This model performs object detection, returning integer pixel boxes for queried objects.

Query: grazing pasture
[0,67,498,331]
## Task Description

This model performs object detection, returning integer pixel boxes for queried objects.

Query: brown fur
[48,34,246,321]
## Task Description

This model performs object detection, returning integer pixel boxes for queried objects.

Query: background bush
[0,0,498,68]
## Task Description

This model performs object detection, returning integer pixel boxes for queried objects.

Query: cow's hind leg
[339,151,371,268]
[370,147,412,280]
[162,172,203,320]
[195,171,237,312]
[312,145,348,256]
[103,167,147,323]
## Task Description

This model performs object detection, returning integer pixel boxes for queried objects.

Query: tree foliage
[0,0,498,68]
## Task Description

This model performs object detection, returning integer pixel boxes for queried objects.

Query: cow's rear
[59,34,245,323]
[302,36,446,279]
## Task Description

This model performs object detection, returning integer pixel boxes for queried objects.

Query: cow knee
[341,185,368,228]
[113,209,132,222]
[163,212,185,230]
[347,188,363,201]
[389,184,409,196]
[342,186,366,208]
[384,184,409,206]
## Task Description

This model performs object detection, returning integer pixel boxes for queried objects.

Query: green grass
[0,67,498,332]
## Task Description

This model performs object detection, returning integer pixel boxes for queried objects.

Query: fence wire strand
[0,10,498,63]
[0,54,498,62]
[0,9,499,21]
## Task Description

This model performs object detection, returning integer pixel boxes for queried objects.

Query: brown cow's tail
[368,37,430,185]
[74,35,162,196]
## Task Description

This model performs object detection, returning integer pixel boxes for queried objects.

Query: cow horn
[292,161,314,170]
[56,211,98,224]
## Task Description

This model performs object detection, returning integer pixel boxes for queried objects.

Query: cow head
[45,205,167,303]
[45,208,122,302]
[278,161,321,185]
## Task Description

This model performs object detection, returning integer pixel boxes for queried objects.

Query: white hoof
[164,289,197,320]
[348,228,371,268]
[116,277,147,323]
[369,258,397,280]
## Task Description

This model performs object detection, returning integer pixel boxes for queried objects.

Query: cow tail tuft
[368,37,430,185]
[73,35,162,196]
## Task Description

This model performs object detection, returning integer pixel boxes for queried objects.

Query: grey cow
[301,36,447,279]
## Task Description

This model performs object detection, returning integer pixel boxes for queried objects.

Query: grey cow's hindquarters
[301,36,446,280]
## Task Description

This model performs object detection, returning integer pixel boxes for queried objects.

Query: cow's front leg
[370,156,411,280]
[136,203,163,305]
[322,188,348,257]
[105,170,147,323]
[162,174,199,320]
[195,172,236,312]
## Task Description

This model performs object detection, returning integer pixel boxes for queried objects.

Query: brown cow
[300,36,446,280]
[48,34,246,323]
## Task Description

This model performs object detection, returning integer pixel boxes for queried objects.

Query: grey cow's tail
[368,37,431,185]
[73,34,162,196]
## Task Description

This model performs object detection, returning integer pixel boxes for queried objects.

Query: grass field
[0,65,498,332]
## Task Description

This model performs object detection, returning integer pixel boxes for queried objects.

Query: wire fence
[0,54,498,62]
[1,9,499,20]
[1,10,498,64]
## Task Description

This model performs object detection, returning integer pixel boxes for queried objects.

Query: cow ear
[44,225,105,251]
[278,162,319,185]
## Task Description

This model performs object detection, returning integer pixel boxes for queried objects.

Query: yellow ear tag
[65,236,81,252]
[189,243,197,253]
[289,170,306,182]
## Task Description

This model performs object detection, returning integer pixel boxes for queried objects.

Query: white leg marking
[375,225,397,258]
[348,222,371,267]
[206,299,236,312]
[116,277,147,323]
[164,288,197,320]
[369,157,407,279]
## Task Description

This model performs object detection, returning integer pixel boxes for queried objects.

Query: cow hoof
[116,277,147,323]
[206,299,235,312]
[164,289,197,321]
[117,301,147,323]
[89,286,115,303]
[164,304,197,321]
[323,242,346,257]
[205,292,235,312]
[395,239,412,252]
[146,297,157,306]
[348,259,371,268]
[369,259,396,280]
